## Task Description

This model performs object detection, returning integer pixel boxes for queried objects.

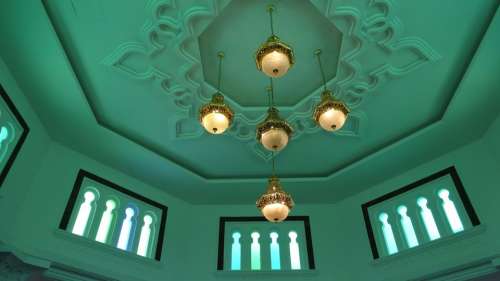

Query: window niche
[362,166,480,259]
[0,84,29,187]
[59,170,168,261]
[217,216,315,272]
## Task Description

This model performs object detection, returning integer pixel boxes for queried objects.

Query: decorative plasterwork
[102,0,439,160]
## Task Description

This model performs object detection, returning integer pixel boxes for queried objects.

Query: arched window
[289,231,301,270]
[378,213,398,255]
[270,232,281,270]
[72,191,97,237]
[397,205,419,248]
[250,232,261,270]
[438,189,464,233]
[60,171,167,261]
[230,232,241,270]
[362,168,480,259]
[95,199,117,243]
[417,197,441,241]
[137,214,154,257]
[117,207,136,250]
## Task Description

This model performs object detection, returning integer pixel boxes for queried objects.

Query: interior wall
[0,58,51,243]
[8,141,197,281]
[185,136,500,281]
[484,113,500,164]
[1,54,499,281]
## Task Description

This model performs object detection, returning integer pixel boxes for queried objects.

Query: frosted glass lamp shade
[199,93,234,135]
[318,107,347,131]
[201,112,230,134]
[256,176,294,223]
[313,90,349,132]
[261,128,289,151]
[261,51,291,78]
[261,203,290,222]
[256,36,294,78]
[256,107,293,152]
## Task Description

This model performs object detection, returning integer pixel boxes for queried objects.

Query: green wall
[484,114,500,164]
[1,55,500,280]
[0,58,51,243]
[183,136,500,281]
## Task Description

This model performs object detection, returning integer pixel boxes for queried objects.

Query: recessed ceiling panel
[199,0,342,107]
[28,0,499,202]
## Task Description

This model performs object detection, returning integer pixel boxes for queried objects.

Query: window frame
[217,216,316,270]
[59,169,168,261]
[0,84,30,187]
[361,166,480,259]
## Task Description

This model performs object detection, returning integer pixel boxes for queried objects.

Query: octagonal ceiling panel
[38,0,490,181]
[199,0,342,107]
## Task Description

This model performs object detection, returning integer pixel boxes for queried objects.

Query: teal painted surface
[0,1,499,281]
[66,176,162,258]
[0,0,497,206]
[199,0,342,107]
[368,173,473,257]
[224,220,309,271]
[0,58,51,243]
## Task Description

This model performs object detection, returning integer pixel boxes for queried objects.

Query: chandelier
[198,5,349,222]
[199,52,234,134]
[256,81,293,151]
[256,155,294,222]
[255,5,294,78]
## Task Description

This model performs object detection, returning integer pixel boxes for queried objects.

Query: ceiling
[0,0,499,203]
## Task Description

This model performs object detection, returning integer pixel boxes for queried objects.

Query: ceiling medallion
[255,5,295,78]
[312,49,350,132]
[198,7,350,222]
[256,157,294,222]
[199,52,234,134]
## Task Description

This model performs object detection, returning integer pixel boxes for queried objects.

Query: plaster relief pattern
[102,0,439,161]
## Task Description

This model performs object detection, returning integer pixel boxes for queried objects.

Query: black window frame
[0,84,30,187]
[217,216,316,270]
[361,166,480,259]
[59,169,168,261]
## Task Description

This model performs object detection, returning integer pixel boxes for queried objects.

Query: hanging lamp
[255,4,294,78]
[256,80,293,151]
[199,52,234,134]
[256,154,294,222]
[312,49,349,132]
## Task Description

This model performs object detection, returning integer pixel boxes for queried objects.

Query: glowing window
[378,213,398,255]
[250,232,261,270]
[362,167,480,259]
[288,231,301,270]
[218,217,315,271]
[270,232,281,270]
[60,170,168,260]
[438,189,464,233]
[230,232,241,270]
[417,197,441,241]
[397,205,419,248]
[0,85,29,187]
[72,191,97,237]
[95,200,117,243]
[137,215,154,257]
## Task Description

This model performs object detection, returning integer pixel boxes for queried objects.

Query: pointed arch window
[60,170,168,261]
[362,167,480,259]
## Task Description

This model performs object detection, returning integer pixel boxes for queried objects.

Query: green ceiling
[0,0,498,204]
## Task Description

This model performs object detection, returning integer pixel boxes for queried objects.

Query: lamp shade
[313,90,349,132]
[256,36,294,78]
[199,93,234,134]
[256,107,293,151]
[256,176,294,222]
